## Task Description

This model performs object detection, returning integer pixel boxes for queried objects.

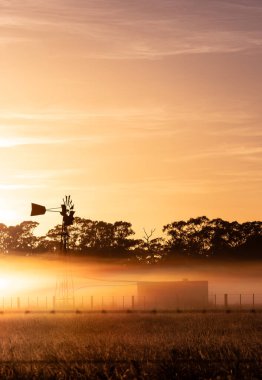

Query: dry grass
[0,312,261,379]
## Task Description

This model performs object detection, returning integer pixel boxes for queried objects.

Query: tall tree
[0,223,8,253]
[163,217,262,260]
[6,221,39,252]
[163,216,210,257]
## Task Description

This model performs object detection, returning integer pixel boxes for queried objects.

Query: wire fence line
[0,293,261,312]
[0,359,260,364]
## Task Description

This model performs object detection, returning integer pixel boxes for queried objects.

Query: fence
[209,293,261,309]
[0,293,261,312]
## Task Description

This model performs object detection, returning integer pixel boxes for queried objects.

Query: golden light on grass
[0,313,260,378]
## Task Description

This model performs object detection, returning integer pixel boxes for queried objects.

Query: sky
[0,0,262,237]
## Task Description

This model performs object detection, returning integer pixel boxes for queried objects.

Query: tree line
[0,216,261,262]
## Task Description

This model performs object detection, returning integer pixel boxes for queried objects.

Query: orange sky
[0,0,262,237]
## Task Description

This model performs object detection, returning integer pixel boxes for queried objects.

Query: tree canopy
[0,216,261,262]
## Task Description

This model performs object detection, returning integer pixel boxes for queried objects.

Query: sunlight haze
[0,0,262,236]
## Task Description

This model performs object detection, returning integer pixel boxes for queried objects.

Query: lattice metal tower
[31,195,76,308]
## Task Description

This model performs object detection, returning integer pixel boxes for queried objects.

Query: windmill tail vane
[31,203,46,216]
[30,204,63,215]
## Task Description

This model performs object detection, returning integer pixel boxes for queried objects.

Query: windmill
[31,195,75,252]
[31,195,75,309]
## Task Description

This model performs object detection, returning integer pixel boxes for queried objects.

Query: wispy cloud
[72,173,262,197]
[1,0,262,59]
[0,184,44,190]
[165,145,262,163]
[208,126,262,137]
[1,106,261,148]
[0,136,102,148]
[0,107,168,121]
[15,168,81,180]
[0,169,83,197]
[0,107,183,143]
[0,137,63,148]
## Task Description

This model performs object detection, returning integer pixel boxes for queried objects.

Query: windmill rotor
[60,196,75,227]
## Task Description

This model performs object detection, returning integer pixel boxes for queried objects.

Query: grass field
[0,312,261,379]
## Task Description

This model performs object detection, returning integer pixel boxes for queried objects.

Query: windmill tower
[59,195,75,252]
[31,195,76,309]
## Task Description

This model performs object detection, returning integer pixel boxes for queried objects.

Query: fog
[0,253,261,308]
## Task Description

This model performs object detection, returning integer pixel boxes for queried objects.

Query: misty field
[0,312,261,379]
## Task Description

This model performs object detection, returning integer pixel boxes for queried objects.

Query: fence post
[144,296,146,310]
[239,294,242,309]
[155,297,157,309]
[252,294,255,308]
[91,296,93,310]
[224,294,228,308]
[132,295,135,310]
[122,296,125,310]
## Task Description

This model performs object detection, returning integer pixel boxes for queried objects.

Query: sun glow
[0,277,10,292]
[0,275,27,296]
[0,208,18,225]
[0,138,19,148]
[0,273,46,297]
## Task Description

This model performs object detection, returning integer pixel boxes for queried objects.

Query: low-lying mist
[0,252,261,301]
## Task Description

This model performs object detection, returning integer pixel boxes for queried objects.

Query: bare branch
[143,228,156,243]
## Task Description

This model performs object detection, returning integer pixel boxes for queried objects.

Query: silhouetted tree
[113,221,135,250]
[0,215,260,261]
[240,235,262,259]
[0,223,8,253]
[163,217,262,260]
[45,217,137,257]
[6,221,39,252]
[135,228,165,263]
[163,216,210,258]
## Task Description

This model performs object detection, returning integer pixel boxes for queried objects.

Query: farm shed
[137,280,208,309]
